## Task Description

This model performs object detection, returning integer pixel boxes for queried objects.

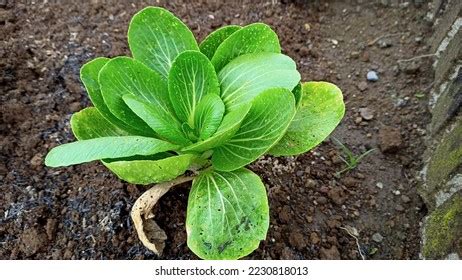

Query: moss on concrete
[423,191,462,259]
[426,119,462,197]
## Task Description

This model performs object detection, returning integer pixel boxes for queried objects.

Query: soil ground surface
[1,0,434,259]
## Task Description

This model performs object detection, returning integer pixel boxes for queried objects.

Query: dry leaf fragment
[130,176,194,255]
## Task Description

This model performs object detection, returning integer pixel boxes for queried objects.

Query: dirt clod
[0,162,8,176]
[395,204,405,212]
[343,177,359,188]
[310,232,321,245]
[320,245,341,259]
[357,81,368,91]
[279,205,292,224]
[378,126,403,153]
[45,219,57,240]
[316,196,328,205]
[19,228,48,257]
[399,60,421,74]
[30,153,43,168]
[328,187,346,205]
[69,102,81,112]
[280,247,296,259]
[289,231,307,251]
[299,46,310,57]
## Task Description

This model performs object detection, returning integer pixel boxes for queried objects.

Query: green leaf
[181,122,197,142]
[199,25,242,60]
[269,82,345,156]
[71,107,130,140]
[128,6,199,78]
[292,83,302,109]
[69,107,188,185]
[103,153,197,185]
[45,136,179,167]
[168,51,220,126]
[99,56,172,136]
[211,23,281,72]
[218,52,300,111]
[80,58,147,136]
[186,168,269,259]
[194,94,225,140]
[212,88,295,171]
[123,95,191,146]
[181,103,251,153]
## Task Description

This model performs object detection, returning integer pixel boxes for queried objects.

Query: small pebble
[399,2,410,8]
[350,51,360,59]
[372,233,384,243]
[306,179,316,188]
[401,195,411,203]
[377,39,392,48]
[394,98,408,108]
[367,70,379,82]
[359,108,374,120]
[329,38,338,45]
[376,182,384,189]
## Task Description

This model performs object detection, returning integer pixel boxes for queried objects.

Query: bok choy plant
[45,6,345,260]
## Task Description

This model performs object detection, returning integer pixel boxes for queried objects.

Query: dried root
[130,176,194,255]
[340,226,366,260]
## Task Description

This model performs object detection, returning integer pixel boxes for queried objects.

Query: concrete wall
[419,0,462,259]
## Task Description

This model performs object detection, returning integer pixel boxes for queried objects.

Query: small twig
[340,226,366,260]
[367,32,408,46]
[423,81,435,93]
[397,53,436,63]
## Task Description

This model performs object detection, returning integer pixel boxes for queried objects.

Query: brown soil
[1,0,433,259]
